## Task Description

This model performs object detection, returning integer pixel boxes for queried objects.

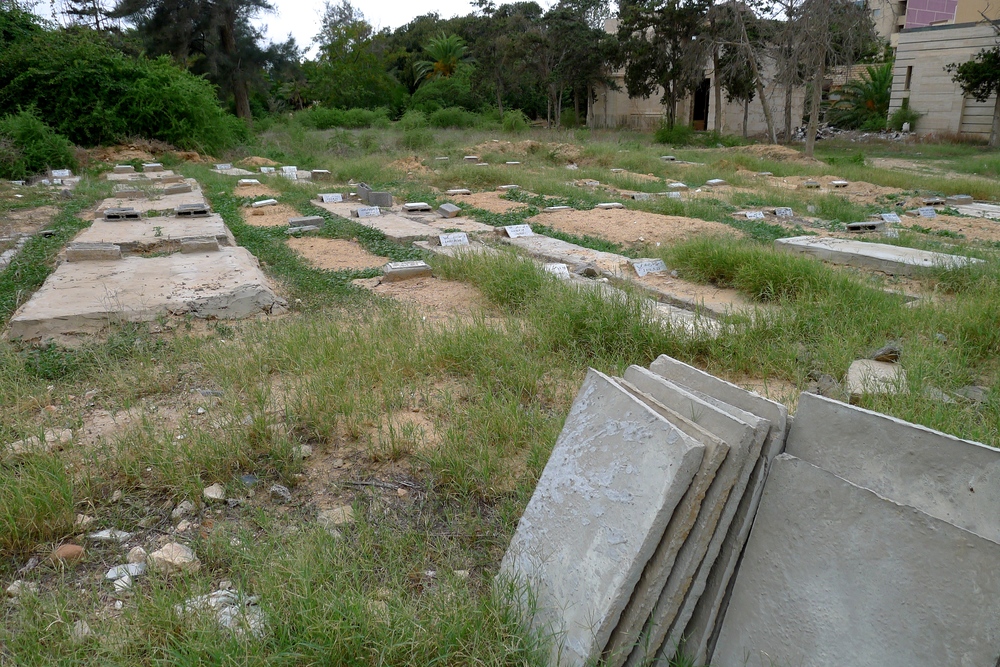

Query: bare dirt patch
[471,140,582,163]
[0,205,57,237]
[529,208,739,247]
[287,237,388,271]
[89,145,157,163]
[389,155,431,177]
[234,183,281,198]
[353,276,491,321]
[242,203,300,227]
[239,156,280,168]
[723,144,821,163]
[767,174,906,203]
[457,191,529,214]
[901,213,1000,244]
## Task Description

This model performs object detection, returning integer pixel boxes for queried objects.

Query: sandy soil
[234,183,281,198]
[0,205,57,237]
[456,191,529,214]
[239,156,280,167]
[389,156,432,176]
[529,208,738,247]
[722,144,821,163]
[470,140,582,163]
[766,174,907,204]
[901,212,1000,243]
[242,203,300,227]
[353,276,490,322]
[287,237,388,271]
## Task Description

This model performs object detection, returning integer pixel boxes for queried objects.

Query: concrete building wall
[889,21,999,139]
[955,0,1000,21]
[904,0,959,27]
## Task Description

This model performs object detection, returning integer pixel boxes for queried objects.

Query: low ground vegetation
[1,124,999,665]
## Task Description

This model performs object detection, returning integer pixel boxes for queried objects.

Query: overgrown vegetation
[0,110,76,180]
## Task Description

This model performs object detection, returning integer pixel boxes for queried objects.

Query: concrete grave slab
[499,234,629,276]
[74,214,232,253]
[105,170,177,182]
[542,206,572,212]
[646,355,788,664]
[163,183,193,195]
[845,359,907,398]
[705,179,727,187]
[666,182,688,191]
[501,369,705,667]
[774,236,982,275]
[252,199,278,208]
[212,167,255,176]
[317,199,438,242]
[113,185,145,199]
[175,203,211,218]
[438,203,461,218]
[180,238,220,254]
[786,392,1000,543]
[141,163,163,172]
[445,189,471,195]
[423,216,494,234]
[402,202,432,213]
[412,241,496,258]
[618,367,765,667]
[99,188,206,214]
[381,260,432,282]
[288,216,324,227]
[367,192,393,207]
[285,225,321,235]
[946,194,973,206]
[713,454,1000,667]
[955,202,1000,219]
[112,165,135,174]
[6,247,285,341]
[597,202,625,209]
[311,169,331,180]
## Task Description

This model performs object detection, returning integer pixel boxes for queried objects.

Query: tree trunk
[546,94,552,129]
[496,84,504,117]
[713,45,722,133]
[587,83,593,128]
[784,85,793,143]
[219,9,252,122]
[991,93,1000,147]
[748,55,775,143]
[556,86,563,128]
[743,98,749,137]
[574,88,580,126]
[804,62,825,157]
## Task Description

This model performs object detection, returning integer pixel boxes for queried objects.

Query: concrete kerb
[619,367,766,667]
[712,454,1000,667]
[501,369,705,667]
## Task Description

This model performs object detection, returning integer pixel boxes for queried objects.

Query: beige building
[590,19,805,136]
[889,17,999,139]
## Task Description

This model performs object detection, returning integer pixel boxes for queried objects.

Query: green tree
[616,0,710,129]
[413,33,471,83]
[826,61,893,130]
[947,44,1000,147]
[469,0,543,116]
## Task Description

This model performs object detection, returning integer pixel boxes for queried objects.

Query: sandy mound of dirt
[353,276,490,322]
[452,191,529,214]
[234,183,281,198]
[470,140,583,163]
[239,156,280,167]
[242,203,300,227]
[529,207,739,247]
[287,238,388,271]
[389,155,431,176]
[91,145,156,163]
[725,144,820,163]
[769,175,906,203]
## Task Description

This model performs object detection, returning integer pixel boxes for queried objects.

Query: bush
[400,128,433,149]
[300,106,391,130]
[826,62,893,130]
[0,29,246,153]
[888,100,922,131]
[409,67,478,113]
[399,109,428,130]
[428,107,476,129]
[0,110,76,180]
[654,122,695,145]
[502,110,529,133]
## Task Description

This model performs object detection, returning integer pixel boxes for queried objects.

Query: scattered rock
[175,519,195,533]
[923,386,956,404]
[203,484,226,502]
[396,487,409,497]
[74,514,95,529]
[171,500,196,519]
[113,574,133,592]
[175,589,265,637]
[453,569,470,580]
[269,484,292,504]
[954,385,989,404]
[240,474,259,487]
[105,563,146,580]
[88,529,132,543]
[292,445,313,459]
[846,359,908,400]
[148,542,201,575]
[4,428,73,457]
[70,620,92,643]
[126,547,147,564]
[6,580,39,597]
[17,557,39,575]
[51,544,86,564]
[869,342,902,363]
[317,506,354,529]
[110,490,123,503]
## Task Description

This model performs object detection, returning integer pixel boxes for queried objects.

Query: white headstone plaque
[745,211,765,220]
[918,207,937,218]
[320,193,343,203]
[260,167,275,174]
[632,258,668,277]
[439,232,469,247]
[504,224,534,238]
[52,169,72,178]
[666,192,682,199]
[543,263,572,280]
[885,227,900,238]
[881,212,902,224]
[775,207,794,218]
[632,192,652,201]
[281,166,298,174]
[215,163,232,170]
[356,206,381,218]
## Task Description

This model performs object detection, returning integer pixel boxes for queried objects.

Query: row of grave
[502,355,1000,667]
[5,169,286,342]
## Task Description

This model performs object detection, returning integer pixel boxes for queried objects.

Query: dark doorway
[692,77,711,131]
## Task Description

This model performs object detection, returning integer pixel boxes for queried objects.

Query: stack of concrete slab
[711,392,1000,667]
[501,356,787,666]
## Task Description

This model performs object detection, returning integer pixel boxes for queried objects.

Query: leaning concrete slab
[501,369,705,667]
[74,215,233,253]
[786,392,1000,543]
[713,454,1000,667]
[774,235,981,275]
[6,247,286,341]
[646,355,787,665]
[315,200,439,242]
[499,234,629,276]
[602,378,730,667]
[618,367,765,667]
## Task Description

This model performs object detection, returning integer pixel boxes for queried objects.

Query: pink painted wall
[904,0,958,28]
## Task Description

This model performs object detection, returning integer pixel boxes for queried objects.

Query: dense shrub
[888,100,922,131]
[409,67,478,113]
[0,28,245,152]
[299,106,391,130]
[654,122,695,145]
[428,107,477,128]
[502,110,529,133]
[400,128,433,149]
[0,110,76,179]
[399,109,428,130]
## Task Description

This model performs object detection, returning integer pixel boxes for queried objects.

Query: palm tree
[413,34,471,84]
[826,62,894,130]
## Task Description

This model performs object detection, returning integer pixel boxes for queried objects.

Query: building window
[904,66,913,91]
[873,8,882,17]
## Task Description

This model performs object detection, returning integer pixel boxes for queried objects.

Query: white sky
[255,0,529,55]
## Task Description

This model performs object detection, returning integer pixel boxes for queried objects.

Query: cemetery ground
[2,125,1000,664]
